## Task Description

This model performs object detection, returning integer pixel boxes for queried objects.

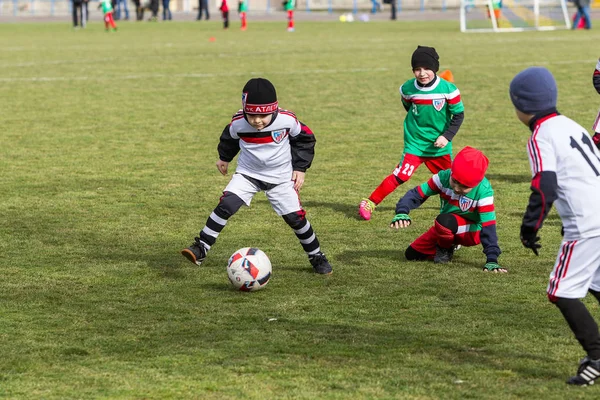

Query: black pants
[197,0,209,19]
[222,10,229,28]
[72,1,86,27]
[132,0,144,20]
[150,0,159,17]
[390,1,396,20]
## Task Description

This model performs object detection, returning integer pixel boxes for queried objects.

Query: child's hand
[292,171,305,191]
[216,160,229,175]
[390,213,411,229]
[482,262,508,273]
[434,136,449,148]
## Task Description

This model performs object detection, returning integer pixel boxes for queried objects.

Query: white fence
[0,0,461,16]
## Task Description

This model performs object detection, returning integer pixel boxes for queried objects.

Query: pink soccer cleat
[358,198,376,220]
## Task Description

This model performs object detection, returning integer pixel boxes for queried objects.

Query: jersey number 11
[570,132,600,176]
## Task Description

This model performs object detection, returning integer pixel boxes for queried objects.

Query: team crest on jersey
[433,99,446,111]
[459,196,473,212]
[271,129,287,144]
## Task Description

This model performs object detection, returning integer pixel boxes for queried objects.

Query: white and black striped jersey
[217,109,316,184]
[525,112,600,240]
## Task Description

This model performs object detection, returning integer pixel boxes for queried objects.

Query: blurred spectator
[72,0,87,28]
[383,0,396,20]
[219,0,229,28]
[149,0,159,20]
[163,0,172,19]
[572,0,591,29]
[115,0,130,20]
[371,0,381,13]
[84,0,89,22]
[197,0,209,20]
[133,0,144,20]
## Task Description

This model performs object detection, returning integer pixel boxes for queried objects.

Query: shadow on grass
[190,318,563,381]
[486,173,532,184]
[336,248,485,270]
[298,200,439,220]
[508,212,563,226]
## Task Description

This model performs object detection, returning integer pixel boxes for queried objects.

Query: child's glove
[520,225,541,256]
[390,213,411,229]
[482,262,507,273]
[592,132,600,150]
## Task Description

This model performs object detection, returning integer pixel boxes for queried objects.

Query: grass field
[1,19,600,399]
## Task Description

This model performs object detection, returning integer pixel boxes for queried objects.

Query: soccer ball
[227,247,272,292]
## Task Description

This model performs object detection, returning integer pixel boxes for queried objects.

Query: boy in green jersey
[283,0,295,31]
[238,0,248,30]
[359,46,464,220]
[98,0,117,31]
[390,146,505,272]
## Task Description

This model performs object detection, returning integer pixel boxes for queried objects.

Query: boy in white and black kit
[182,78,333,275]
[510,67,600,386]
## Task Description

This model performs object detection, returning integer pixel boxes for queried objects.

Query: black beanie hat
[411,45,440,73]
[242,78,278,114]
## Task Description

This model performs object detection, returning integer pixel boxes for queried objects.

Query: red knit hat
[451,146,489,188]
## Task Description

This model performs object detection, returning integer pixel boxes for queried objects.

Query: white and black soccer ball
[227,247,272,292]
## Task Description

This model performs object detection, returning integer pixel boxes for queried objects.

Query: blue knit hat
[509,67,557,114]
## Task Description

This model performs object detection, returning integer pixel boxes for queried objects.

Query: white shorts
[547,236,600,299]
[223,173,302,216]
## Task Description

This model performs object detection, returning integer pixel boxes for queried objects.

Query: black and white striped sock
[293,219,321,256]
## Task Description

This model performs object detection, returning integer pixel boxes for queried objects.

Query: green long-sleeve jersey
[399,77,464,157]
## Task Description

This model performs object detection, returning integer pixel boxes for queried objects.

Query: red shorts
[410,214,481,258]
[392,153,452,182]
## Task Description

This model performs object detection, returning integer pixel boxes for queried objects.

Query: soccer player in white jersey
[511,67,600,386]
[181,78,332,274]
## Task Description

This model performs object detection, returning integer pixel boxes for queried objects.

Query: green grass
[1,20,600,399]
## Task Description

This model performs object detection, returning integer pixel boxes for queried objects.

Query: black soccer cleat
[567,357,600,386]
[434,245,454,264]
[181,238,208,266]
[309,252,333,275]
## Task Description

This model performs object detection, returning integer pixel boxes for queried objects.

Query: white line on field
[0,59,595,83]
[0,67,390,82]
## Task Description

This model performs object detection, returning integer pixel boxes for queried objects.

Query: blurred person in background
[383,0,396,20]
[219,0,229,28]
[197,0,209,20]
[98,0,118,30]
[72,0,87,29]
[149,0,159,20]
[132,0,145,20]
[115,0,130,20]
[239,0,247,30]
[371,0,381,13]
[163,0,172,20]
[282,0,294,31]
[572,0,592,29]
